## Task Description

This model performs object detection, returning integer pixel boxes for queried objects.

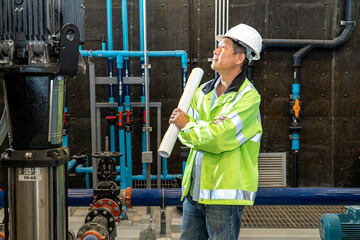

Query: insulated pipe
[1,188,357,207]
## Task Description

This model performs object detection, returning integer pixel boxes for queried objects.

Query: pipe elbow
[176,50,188,68]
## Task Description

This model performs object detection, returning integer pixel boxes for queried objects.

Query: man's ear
[235,52,246,66]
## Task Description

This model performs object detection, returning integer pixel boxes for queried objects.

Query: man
[169,23,263,239]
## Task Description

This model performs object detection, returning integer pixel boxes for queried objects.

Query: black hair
[229,38,248,71]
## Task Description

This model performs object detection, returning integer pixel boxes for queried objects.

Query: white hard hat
[216,23,262,62]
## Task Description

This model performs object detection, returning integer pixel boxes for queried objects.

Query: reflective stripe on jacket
[178,71,262,205]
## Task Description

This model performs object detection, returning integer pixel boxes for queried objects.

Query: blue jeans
[180,195,245,240]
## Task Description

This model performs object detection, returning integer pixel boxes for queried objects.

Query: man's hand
[169,108,189,129]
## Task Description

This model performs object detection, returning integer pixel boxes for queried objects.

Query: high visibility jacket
[178,71,262,205]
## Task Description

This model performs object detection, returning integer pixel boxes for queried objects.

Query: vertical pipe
[162,157,168,177]
[214,0,218,50]
[226,0,229,32]
[106,0,114,51]
[157,107,161,188]
[143,0,151,190]
[122,0,132,188]
[96,108,101,152]
[139,0,147,178]
[89,62,98,187]
[85,156,90,189]
[117,68,127,189]
[222,0,225,34]
[4,167,8,240]
[218,0,222,34]
[105,0,115,153]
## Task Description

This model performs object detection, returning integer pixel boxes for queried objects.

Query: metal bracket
[143,126,152,132]
[340,20,356,26]
[141,64,152,69]
[59,24,80,76]
[142,151,153,163]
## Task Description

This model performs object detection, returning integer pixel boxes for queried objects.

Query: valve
[106,109,117,125]
[290,99,302,118]
[80,230,107,240]
[292,99,301,118]
[125,110,133,131]
[125,187,132,208]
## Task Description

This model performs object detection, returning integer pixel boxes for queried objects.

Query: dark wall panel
[1,0,359,188]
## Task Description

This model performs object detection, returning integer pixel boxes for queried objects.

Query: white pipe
[158,68,204,158]
[222,0,225,34]
[215,0,218,49]
[226,0,229,32]
[219,0,222,34]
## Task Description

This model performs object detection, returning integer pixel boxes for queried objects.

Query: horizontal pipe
[2,188,360,207]
[80,50,188,68]
[263,0,354,50]
[67,159,77,171]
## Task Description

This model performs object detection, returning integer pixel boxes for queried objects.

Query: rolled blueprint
[158,68,204,158]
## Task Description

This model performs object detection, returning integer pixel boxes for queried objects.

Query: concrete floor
[0,206,321,239]
[69,206,321,240]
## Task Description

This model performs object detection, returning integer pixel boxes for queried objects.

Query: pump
[0,0,84,239]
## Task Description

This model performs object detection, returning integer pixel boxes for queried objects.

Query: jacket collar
[202,70,246,95]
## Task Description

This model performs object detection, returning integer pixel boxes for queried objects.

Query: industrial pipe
[3,188,360,208]
[80,50,188,69]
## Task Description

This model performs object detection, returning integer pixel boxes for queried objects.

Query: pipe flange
[77,223,109,240]
[92,151,122,159]
[85,207,115,232]
[0,232,5,240]
[91,199,121,222]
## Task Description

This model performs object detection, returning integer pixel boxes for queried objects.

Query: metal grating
[133,180,177,189]
[242,205,346,228]
[258,152,286,187]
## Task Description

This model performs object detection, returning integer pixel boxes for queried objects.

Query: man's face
[211,38,243,72]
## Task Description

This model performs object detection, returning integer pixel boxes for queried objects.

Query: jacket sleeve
[178,89,261,155]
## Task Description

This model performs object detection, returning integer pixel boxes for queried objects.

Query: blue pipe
[4,188,360,207]
[80,50,188,68]
[106,0,113,52]
[121,0,129,52]
[292,132,300,151]
[161,157,168,177]
[75,164,92,173]
[124,61,132,188]
[122,0,131,187]
[85,155,90,189]
[18,188,357,207]
[181,68,188,92]
[67,159,77,171]
[62,107,68,148]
